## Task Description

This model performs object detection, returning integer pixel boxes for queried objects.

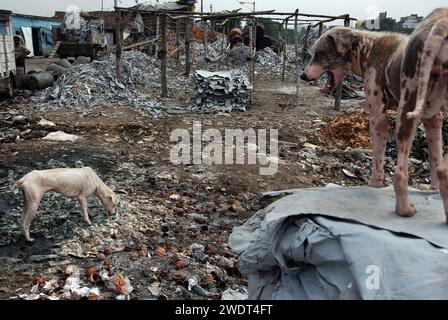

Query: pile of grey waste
[256,47,281,65]
[224,43,251,65]
[61,15,104,44]
[190,69,252,113]
[38,52,164,116]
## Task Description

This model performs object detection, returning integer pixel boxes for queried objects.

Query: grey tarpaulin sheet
[229,186,448,300]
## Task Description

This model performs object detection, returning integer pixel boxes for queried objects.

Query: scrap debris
[317,110,371,149]
[38,52,165,115]
[190,70,252,113]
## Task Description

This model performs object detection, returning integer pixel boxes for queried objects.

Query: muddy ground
[0,61,432,300]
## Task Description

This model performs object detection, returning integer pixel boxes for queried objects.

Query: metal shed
[0,10,15,97]
[12,13,61,57]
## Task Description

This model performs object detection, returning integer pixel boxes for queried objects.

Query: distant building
[12,13,61,56]
[358,12,397,31]
[356,11,425,33]
[400,14,424,31]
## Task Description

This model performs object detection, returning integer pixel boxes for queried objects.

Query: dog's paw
[396,203,417,217]
[430,182,440,190]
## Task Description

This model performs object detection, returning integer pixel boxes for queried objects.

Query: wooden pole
[252,18,257,92]
[302,24,311,62]
[313,22,324,86]
[318,22,323,37]
[161,14,168,98]
[175,19,180,66]
[185,18,192,77]
[115,2,122,80]
[155,15,160,57]
[222,24,226,54]
[294,10,299,107]
[249,17,254,102]
[203,19,208,61]
[282,19,288,83]
[334,17,350,111]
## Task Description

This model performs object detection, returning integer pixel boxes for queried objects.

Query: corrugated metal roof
[132,1,191,12]
[12,13,60,22]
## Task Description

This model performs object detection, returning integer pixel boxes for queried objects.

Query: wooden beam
[282,18,288,83]
[185,18,192,77]
[115,2,122,80]
[155,15,160,57]
[161,14,168,98]
[122,37,158,51]
[116,7,357,22]
[294,10,300,107]
[203,19,208,61]
[175,19,180,66]
[302,24,311,62]
[249,17,254,102]
[318,22,324,37]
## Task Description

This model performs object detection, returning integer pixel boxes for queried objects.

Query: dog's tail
[16,176,26,188]
[407,20,448,120]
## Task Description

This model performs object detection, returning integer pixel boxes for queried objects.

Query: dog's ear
[329,28,355,56]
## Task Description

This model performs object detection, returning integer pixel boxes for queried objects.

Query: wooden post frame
[175,19,180,66]
[161,14,168,98]
[155,15,160,57]
[294,10,299,107]
[185,18,192,77]
[203,19,208,61]
[282,18,288,83]
[115,2,122,80]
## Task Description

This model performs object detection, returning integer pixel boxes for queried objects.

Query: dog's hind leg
[20,187,43,242]
[437,154,448,224]
[422,112,444,190]
[394,88,419,217]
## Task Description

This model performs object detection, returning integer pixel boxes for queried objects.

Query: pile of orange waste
[192,26,217,42]
[317,110,372,149]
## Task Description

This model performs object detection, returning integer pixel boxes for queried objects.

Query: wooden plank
[48,41,62,59]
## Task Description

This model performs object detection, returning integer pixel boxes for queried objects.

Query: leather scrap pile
[256,47,281,65]
[190,70,252,113]
[38,52,164,115]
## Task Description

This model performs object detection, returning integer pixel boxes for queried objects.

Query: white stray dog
[17,167,118,242]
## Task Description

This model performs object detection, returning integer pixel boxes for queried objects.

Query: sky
[0,0,446,21]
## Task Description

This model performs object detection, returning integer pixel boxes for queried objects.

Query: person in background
[14,35,31,73]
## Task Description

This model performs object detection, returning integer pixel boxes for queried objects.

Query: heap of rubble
[38,52,164,115]
[256,47,281,65]
[190,70,252,113]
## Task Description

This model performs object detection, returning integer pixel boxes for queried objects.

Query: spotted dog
[301,8,448,220]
